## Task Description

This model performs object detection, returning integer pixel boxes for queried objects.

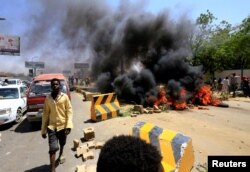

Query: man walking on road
[41,78,73,172]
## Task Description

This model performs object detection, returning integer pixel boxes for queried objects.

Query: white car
[4,79,22,85]
[0,84,27,125]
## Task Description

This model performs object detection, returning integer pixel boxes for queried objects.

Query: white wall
[215,69,250,85]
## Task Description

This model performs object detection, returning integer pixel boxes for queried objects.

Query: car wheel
[15,109,23,123]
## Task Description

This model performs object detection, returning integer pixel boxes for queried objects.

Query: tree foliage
[191,10,250,79]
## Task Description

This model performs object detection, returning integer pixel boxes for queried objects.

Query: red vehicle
[26,73,71,123]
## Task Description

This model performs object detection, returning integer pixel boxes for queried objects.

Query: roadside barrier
[132,121,194,172]
[91,93,120,122]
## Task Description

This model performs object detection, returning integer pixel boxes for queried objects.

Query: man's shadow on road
[24,164,50,172]
[15,118,41,133]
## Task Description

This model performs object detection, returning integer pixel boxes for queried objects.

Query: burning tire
[217,102,229,108]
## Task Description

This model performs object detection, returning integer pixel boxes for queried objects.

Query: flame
[174,101,187,110]
[193,85,222,106]
[173,88,187,110]
[154,87,168,106]
[151,84,224,111]
[211,98,222,106]
[157,88,187,110]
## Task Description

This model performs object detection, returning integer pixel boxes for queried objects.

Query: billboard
[74,63,89,69]
[0,34,20,56]
[25,61,45,69]
[62,70,71,75]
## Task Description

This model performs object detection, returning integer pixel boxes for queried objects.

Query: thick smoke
[24,0,203,105]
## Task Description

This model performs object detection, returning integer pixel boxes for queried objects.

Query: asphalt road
[0,91,95,172]
[1,92,250,172]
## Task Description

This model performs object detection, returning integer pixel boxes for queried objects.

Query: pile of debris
[129,84,229,116]
[73,127,104,172]
[130,104,168,117]
[145,84,229,111]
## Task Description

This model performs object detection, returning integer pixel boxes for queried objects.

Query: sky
[107,0,250,25]
[0,0,249,75]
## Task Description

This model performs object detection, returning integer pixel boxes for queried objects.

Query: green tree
[229,16,250,73]
[191,10,216,66]
[191,10,233,79]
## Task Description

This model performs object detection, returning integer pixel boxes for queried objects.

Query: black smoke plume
[24,0,203,105]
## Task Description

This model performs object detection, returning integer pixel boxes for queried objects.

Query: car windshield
[7,80,17,85]
[29,80,67,96]
[0,88,19,99]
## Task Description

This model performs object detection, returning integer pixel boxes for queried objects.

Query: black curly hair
[97,135,163,172]
[50,78,61,85]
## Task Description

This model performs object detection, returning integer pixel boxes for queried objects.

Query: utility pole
[31,56,38,77]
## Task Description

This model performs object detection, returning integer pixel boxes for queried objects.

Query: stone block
[76,145,89,157]
[95,141,104,149]
[86,165,96,172]
[133,105,144,114]
[87,141,95,149]
[82,151,94,161]
[75,164,86,172]
[73,139,80,151]
[83,127,95,141]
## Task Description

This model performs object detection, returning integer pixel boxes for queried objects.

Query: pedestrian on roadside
[212,77,218,91]
[230,73,238,97]
[222,77,230,94]
[242,76,250,97]
[75,77,78,85]
[97,135,163,172]
[85,77,90,87]
[41,78,73,172]
[217,78,223,92]
[70,76,74,86]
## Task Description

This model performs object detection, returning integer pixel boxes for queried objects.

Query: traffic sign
[74,63,89,69]
[25,61,45,69]
[63,70,71,74]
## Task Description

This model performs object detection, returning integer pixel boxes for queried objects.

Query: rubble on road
[83,127,95,141]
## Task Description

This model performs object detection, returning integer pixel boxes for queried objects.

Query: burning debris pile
[192,85,229,108]
[144,84,229,111]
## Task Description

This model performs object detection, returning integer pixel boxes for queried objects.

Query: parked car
[0,84,27,125]
[4,79,22,85]
[26,73,71,123]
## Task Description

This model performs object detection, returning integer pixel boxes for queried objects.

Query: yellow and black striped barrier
[131,121,194,172]
[91,93,120,122]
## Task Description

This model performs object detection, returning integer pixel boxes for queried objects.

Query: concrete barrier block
[132,121,195,172]
[91,93,120,122]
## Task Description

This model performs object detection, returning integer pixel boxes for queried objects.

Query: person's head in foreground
[97,135,163,172]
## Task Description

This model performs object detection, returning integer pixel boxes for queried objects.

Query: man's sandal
[59,156,66,164]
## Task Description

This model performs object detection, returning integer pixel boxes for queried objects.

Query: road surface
[0,92,250,172]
